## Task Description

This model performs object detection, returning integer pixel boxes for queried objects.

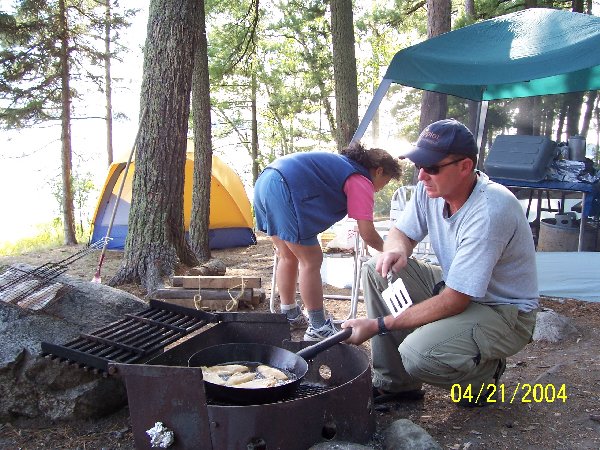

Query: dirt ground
[1,233,600,449]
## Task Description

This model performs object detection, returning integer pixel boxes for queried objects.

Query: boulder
[382,419,442,450]
[532,308,578,343]
[0,264,146,422]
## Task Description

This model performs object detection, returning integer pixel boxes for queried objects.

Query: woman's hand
[356,219,384,251]
[341,318,379,345]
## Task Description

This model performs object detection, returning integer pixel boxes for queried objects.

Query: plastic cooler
[484,135,557,181]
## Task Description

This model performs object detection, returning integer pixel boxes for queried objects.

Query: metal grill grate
[205,383,333,406]
[41,300,216,374]
[0,238,110,310]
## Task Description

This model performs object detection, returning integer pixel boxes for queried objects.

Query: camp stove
[42,300,375,449]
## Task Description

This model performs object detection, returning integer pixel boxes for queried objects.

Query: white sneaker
[287,312,308,330]
[303,318,337,341]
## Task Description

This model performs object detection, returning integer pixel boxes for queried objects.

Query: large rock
[532,308,578,343]
[382,419,442,450]
[0,264,146,423]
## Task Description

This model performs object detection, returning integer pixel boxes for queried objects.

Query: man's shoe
[303,318,337,341]
[287,312,308,330]
[456,358,506,408]
[372,386,426,404]
[494,358,506,386]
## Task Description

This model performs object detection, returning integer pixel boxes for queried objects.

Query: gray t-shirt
[395,172,539,312]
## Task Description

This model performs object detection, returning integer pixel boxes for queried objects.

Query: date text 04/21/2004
[450,383,568,404]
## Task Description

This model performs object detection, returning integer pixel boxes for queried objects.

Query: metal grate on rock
[41,299,215,374]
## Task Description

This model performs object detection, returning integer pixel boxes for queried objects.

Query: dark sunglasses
[415,158,466,175]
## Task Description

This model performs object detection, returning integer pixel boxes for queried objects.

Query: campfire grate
[205,383,333,406]
[41,299,215,374]
[0,265,66,310]
[0,238,110,310]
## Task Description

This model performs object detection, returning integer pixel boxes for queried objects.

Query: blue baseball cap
[401,119,478,166]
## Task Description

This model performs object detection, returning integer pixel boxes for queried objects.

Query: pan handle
[296,327,352,360]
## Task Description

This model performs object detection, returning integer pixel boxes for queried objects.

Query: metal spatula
[382,273,413,317]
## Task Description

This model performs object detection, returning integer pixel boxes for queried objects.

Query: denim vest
[267,152,371,240]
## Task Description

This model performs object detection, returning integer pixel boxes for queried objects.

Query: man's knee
[399,334,476,386]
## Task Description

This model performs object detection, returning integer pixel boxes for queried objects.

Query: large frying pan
[188,327,352,405]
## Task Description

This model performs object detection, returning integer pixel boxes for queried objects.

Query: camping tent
[90,152,256,250]
[353,8,600,142]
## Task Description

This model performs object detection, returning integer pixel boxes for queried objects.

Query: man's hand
[341,318,378,345]
[375,227,416,277]
[375,250,409,278]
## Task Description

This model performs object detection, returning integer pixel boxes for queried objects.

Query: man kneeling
[342,119,538,407]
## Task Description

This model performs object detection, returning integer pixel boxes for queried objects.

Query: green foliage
[354,0,426,93]
[373,159,416,219]
[0,1,62,128]
[0,219,90,256]
[48,169,97,236]
[206,0,339,170]
[0,0,136,129]
[374,179,402,219]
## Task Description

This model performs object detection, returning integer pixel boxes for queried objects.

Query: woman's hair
[340,142,402,179]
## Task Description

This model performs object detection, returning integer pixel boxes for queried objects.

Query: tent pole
[92,106,147,283]
[352,79,392,143]
[475,100,488,170]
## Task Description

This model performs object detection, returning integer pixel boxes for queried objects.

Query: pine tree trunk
[104,0,114,166]
[190,0,212,262]
[581,91,597,136]
[59,0,77,245]
[110,0,200,292]
[418,0,450,138]
[556,102,567,142]
[330,0,359,150]
[515,97,534,135]
[251,71,259,184]
[565,91,584,138]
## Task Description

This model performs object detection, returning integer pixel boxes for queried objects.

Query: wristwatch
[377,316,390,335]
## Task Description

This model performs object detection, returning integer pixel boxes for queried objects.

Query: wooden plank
[158,298,238,312]
[151,288,253,301]
[250,288,266,306]
[172,276,261,289]
[157,298,239,311]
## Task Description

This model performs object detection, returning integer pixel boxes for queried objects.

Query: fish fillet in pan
[201,364,249,376]
[257,365,288,380]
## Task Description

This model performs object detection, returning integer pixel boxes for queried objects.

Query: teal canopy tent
[354,8,600,141]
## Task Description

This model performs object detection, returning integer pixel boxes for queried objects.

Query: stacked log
[150,276,264,311]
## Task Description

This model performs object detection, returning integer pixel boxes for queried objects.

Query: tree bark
[418,0,450,134]
[415,0,450,183]
[104,0,114,166]
[515,97,534,135]
[330,0,359,150]
[464,0,475,17]
[565,91,584,138]
[59,0,77,245]
[110,0,200,292]
[556,102,567,143]
[251,71,259,185]
[581,91,597,137]
[190,0,212,262]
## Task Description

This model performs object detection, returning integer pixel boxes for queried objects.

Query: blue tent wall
[91,224,256,250]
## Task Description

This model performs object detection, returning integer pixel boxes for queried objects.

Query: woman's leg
[286,241,324,312]
[272,236,299,308]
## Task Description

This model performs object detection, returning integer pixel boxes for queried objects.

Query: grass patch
[0,221,91,256]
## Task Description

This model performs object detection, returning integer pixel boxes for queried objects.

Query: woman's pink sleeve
[343,174,374,220]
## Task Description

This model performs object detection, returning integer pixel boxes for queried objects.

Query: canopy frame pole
[352,79,392,143]
[474,100,489,170]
